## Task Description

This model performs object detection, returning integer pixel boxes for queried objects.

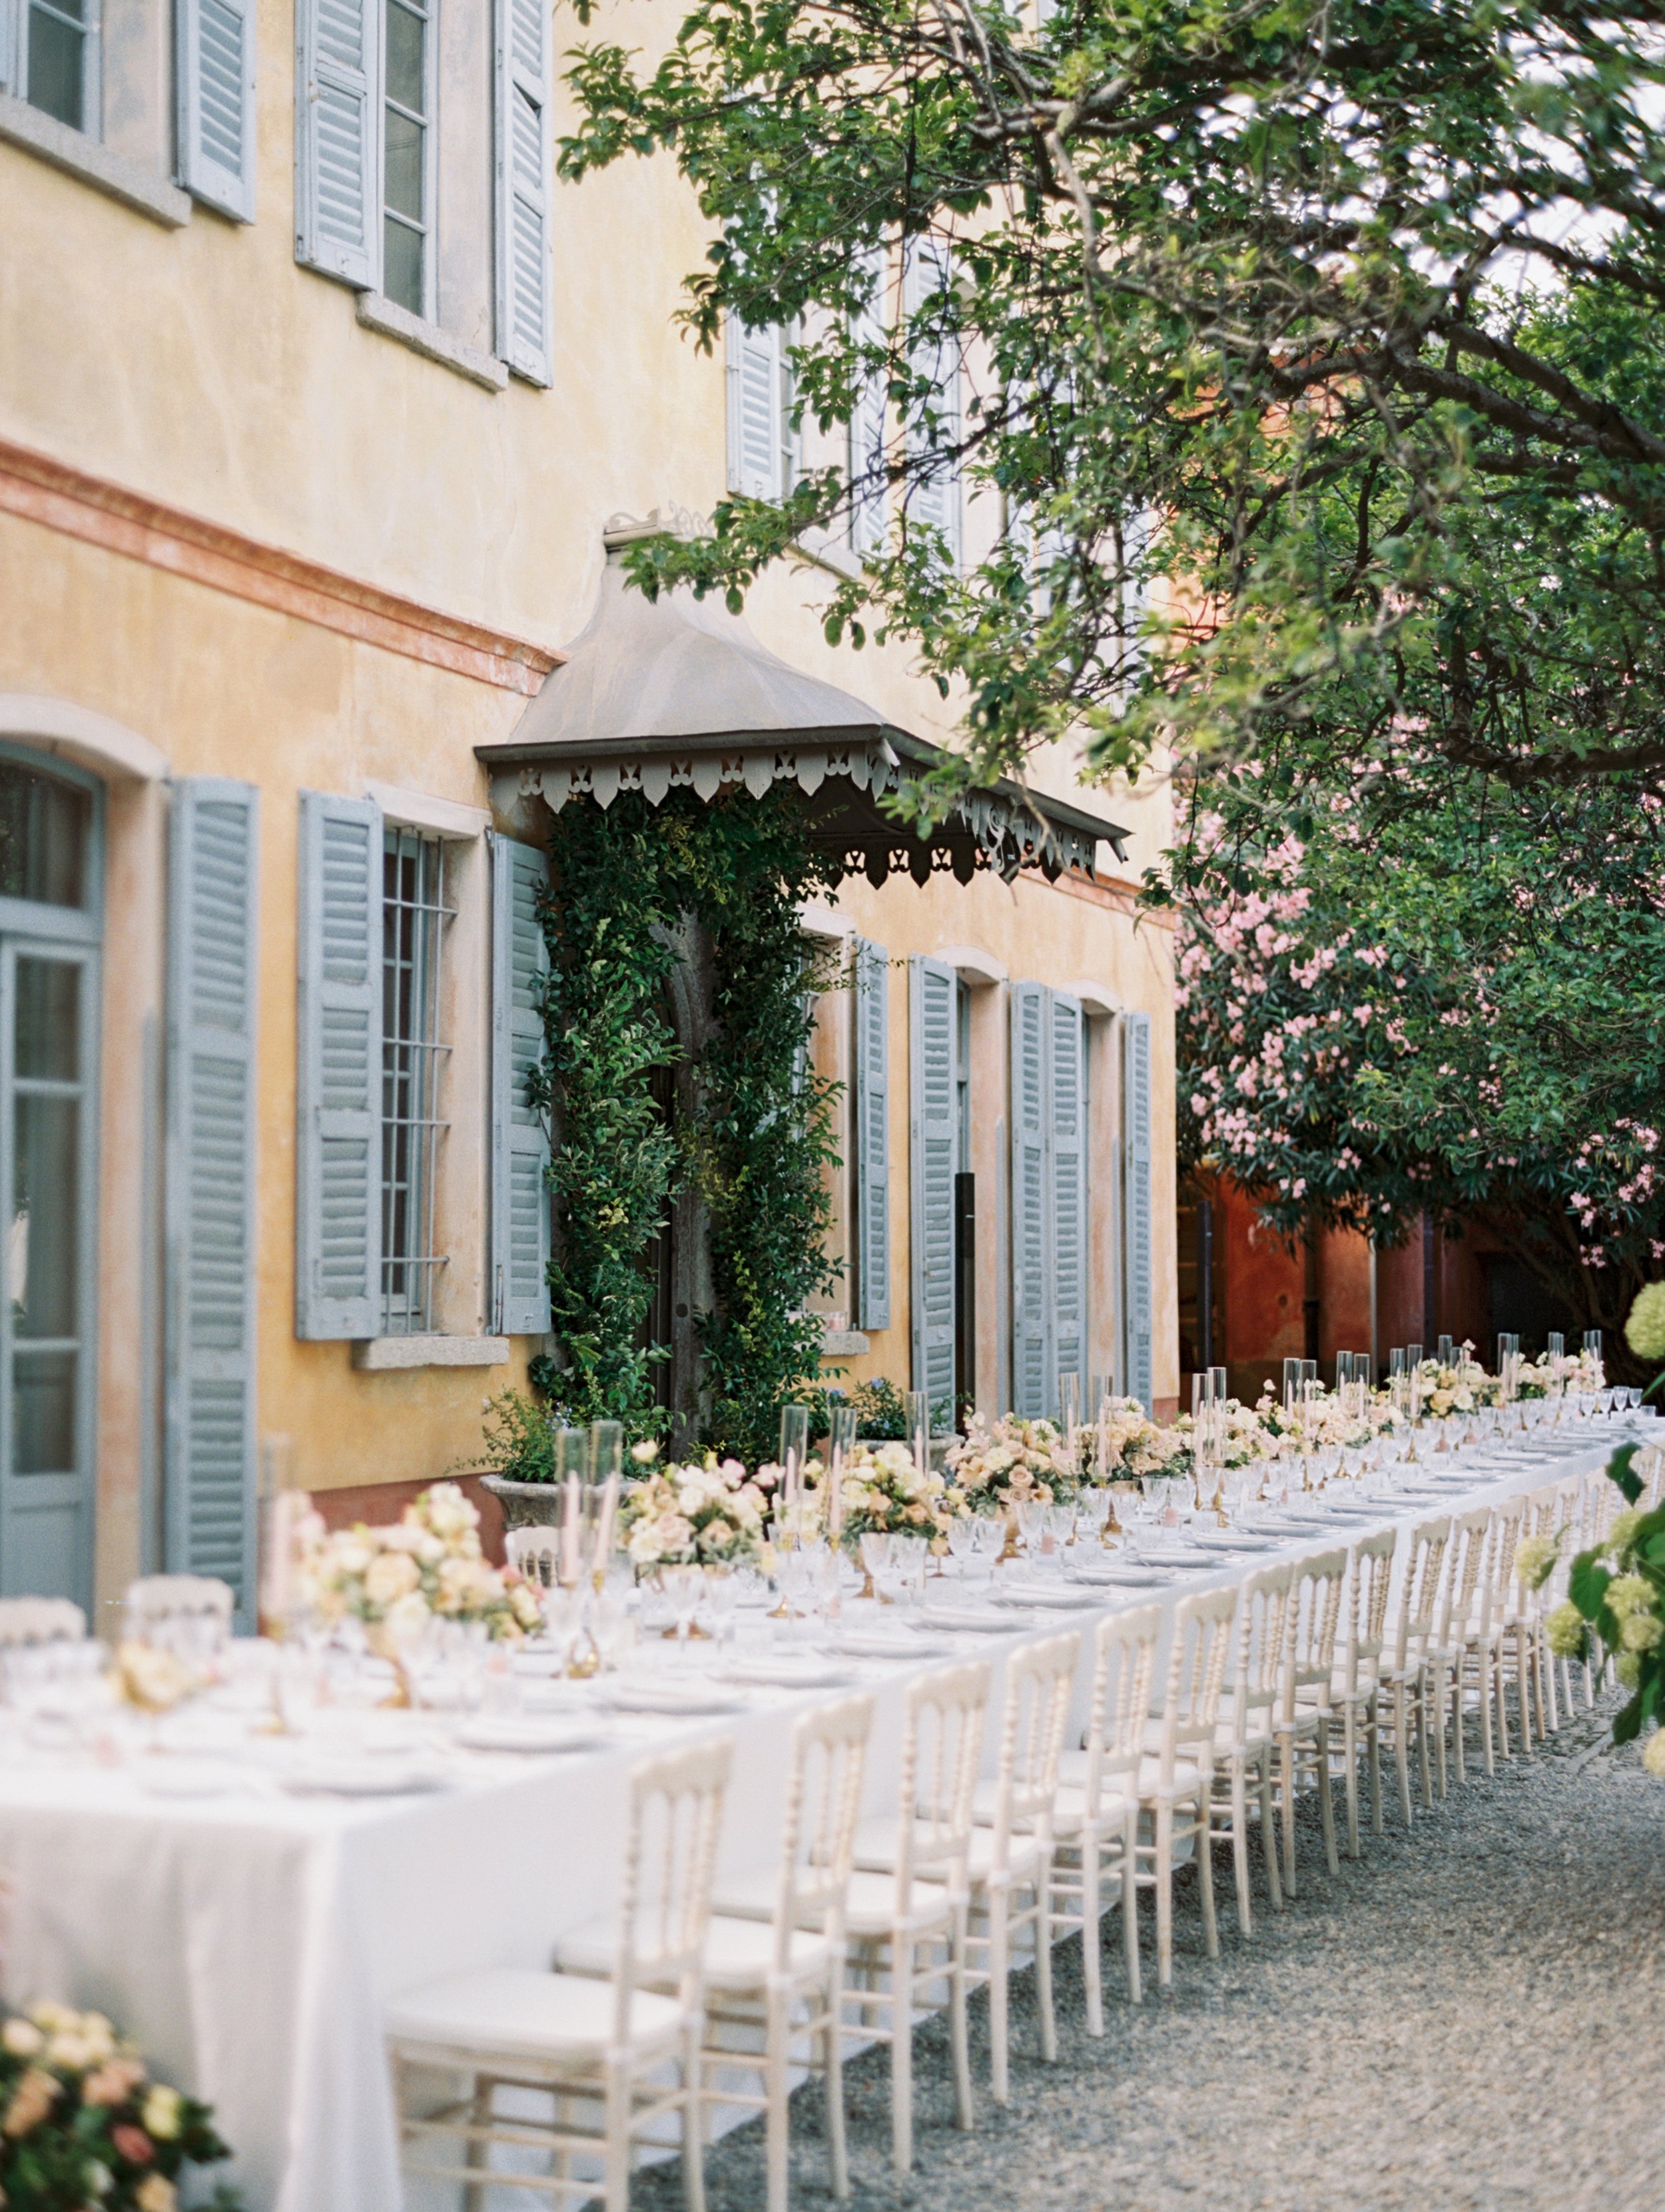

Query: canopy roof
[478,521,1129,886]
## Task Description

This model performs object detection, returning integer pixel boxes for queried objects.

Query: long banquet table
[0,1420,1648,2212]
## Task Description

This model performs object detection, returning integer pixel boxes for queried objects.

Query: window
[727,318,797,500]
[380,828,450,1334]
[14,0,98,131]
[382,0,432,316]
[902,241,962,567]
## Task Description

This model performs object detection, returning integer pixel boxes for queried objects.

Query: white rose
[1,2019,42,2058]
[629,1523,665,1566]
[382,1591,432,1643]
[678,1484,706,1516]
[364,1551,420,1607]
[332,1540,372,1579]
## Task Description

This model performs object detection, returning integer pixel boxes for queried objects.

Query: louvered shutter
[296,0,380,288]
[165,782,260,1625]
[296,792,382,1338]
[491,835,552,1336]
[1050,991,1087,1413]
[177,0,256,220]
[727,316,782,497]
[908,956,957,1408]
[904,242,962,566]
[850,248,888,555]
[495,0,552,384]
[1010,981,1050,1417]
[1122,1009,1154,1410]
[852,937,890,1330]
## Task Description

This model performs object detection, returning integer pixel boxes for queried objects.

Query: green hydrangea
[1643,1730,1665,1779]
[1516,1532,1560,1588]
[1620,1610,1664,1653]
[1626,1281,1665,1365]
[1547,1599,1587,1657]
[1608,1508,1646,1557]
[1607,1573,1655,1619]
[1618,1651,1643,1689]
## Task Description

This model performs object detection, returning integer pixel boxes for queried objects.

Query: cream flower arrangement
[944,1413,1077,1511]
[617,1446,768,1573]
[296,1482,542,1642]
[821,1438,952,1553]
[0,2000,236,2211]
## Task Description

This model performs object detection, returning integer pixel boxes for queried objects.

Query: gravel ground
[639,1693,1665,2212]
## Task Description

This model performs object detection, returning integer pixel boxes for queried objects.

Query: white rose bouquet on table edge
[823,1439,953,1555]
[0,2000,240,2211]
[618,1447,769,1573]
[944,1413,1076,1511]
[296,1481,543,1642]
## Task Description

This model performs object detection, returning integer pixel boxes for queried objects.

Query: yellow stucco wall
[0,0,1176,1605]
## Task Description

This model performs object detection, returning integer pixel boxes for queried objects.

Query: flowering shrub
[0,2002,237,2211]
[825,1441,952,1554]
[1554,1423,1665,1761]
[618,1448,769,1571]
[296,1483,543,1641]
[944,1415,1078,1510]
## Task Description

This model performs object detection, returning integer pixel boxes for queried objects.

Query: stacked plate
[453,1715,613,1756]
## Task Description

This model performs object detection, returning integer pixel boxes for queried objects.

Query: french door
[0,931,99,1606]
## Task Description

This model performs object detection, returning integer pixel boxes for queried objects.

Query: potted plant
[476,1390,561,1531]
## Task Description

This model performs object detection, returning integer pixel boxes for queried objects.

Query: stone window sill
[352,1334,511,1371]
[355,292,508,393]
[822,1327,870,1356]
[0,94,190,228]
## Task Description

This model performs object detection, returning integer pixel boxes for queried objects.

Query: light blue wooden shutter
[904,242,961,566]
[727,316,783,497]
[166,781,260,1625]
[850,248,888,555]
[908,956,957,1407]
[296,792,382,1338]
[1010,981,1049,1417]
[177,0,256,221]
[295,0,380,288]
[1050,991,1086,1413]
[495,0,551,384]
[491,834,552,1336]
[852,937,890,1330]
[1122,1009,1154,1410]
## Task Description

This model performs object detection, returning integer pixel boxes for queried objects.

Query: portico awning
[478,523,1129,886]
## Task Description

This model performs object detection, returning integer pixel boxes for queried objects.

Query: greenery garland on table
[527,785,843,1465]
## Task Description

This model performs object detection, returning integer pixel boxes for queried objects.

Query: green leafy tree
[559,0,1665,795]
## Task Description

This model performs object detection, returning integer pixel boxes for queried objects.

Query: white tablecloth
[0,1423,1644,2211]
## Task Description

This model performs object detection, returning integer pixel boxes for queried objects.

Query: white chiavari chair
[387,1737,730,2212]
[1135,1584,1235,1989]
[952,1629,1080,2102]
[1274,1547,1347,1891]
[1206,1559,1291,1936]
[1375,1515,1451,1826]
[1048,1603,1161,2026]
[567,1695,874,2212]
[1482,1496,1528,1759]
[0,1597,86,1647]
[1330,1525,1397,1853]
[506,1527,563,1589]
[124,1574,234,1655]
[829,1659,988,2171]
[1442,1507,1500,1784]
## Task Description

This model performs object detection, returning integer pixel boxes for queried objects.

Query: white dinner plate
[835,1631,950,1660]
[1191,1531,1277,1551]
[1070,1565,1171,1588]
[453,1716,613,1756]
[599,1682,750,1717]
[1133,1548,1219,1570]
[718,1655,858,1691]
[279,1757,448,1797]
[919,1605,1028,1633]
[994,1583,1095,1610]
[136,1759,243,1799]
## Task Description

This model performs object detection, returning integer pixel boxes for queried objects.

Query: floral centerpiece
[296,1482,543,1645]
[825,1440,953,1554]
[1415,1355,1488,1419]
[618,1447,769,1574]
[1089,1399,1189,1485]
[0,2000,238,2211]
[944,1414,1078,1512]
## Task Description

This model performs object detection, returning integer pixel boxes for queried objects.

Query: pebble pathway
[639,1692,1665,2212]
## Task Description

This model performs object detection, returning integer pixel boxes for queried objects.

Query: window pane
[27,5,85,130]
[14,1350,75,1475]
[13,1093,78,1340]
[383,217,424,316]
[381,832,446,1332]
[384,0,425,115]
[0,762,91,910]
[15,960,80,1084]
[384,108,424,225]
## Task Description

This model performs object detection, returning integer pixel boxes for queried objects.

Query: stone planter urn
[478,1474,562,1533]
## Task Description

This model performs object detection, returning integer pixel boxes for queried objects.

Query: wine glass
[660,1565,706,1664]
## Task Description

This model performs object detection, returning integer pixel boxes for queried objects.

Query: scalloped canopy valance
[478,527,1128,887]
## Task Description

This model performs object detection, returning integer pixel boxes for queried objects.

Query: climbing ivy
[530,786,843,1461]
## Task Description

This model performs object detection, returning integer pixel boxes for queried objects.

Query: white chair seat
[387,1968,686,2064]
[840,1867,958,1938]
[556,1915,836,1994]
[850,1815,1042,1893]
[1049,1781,1136,1839]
